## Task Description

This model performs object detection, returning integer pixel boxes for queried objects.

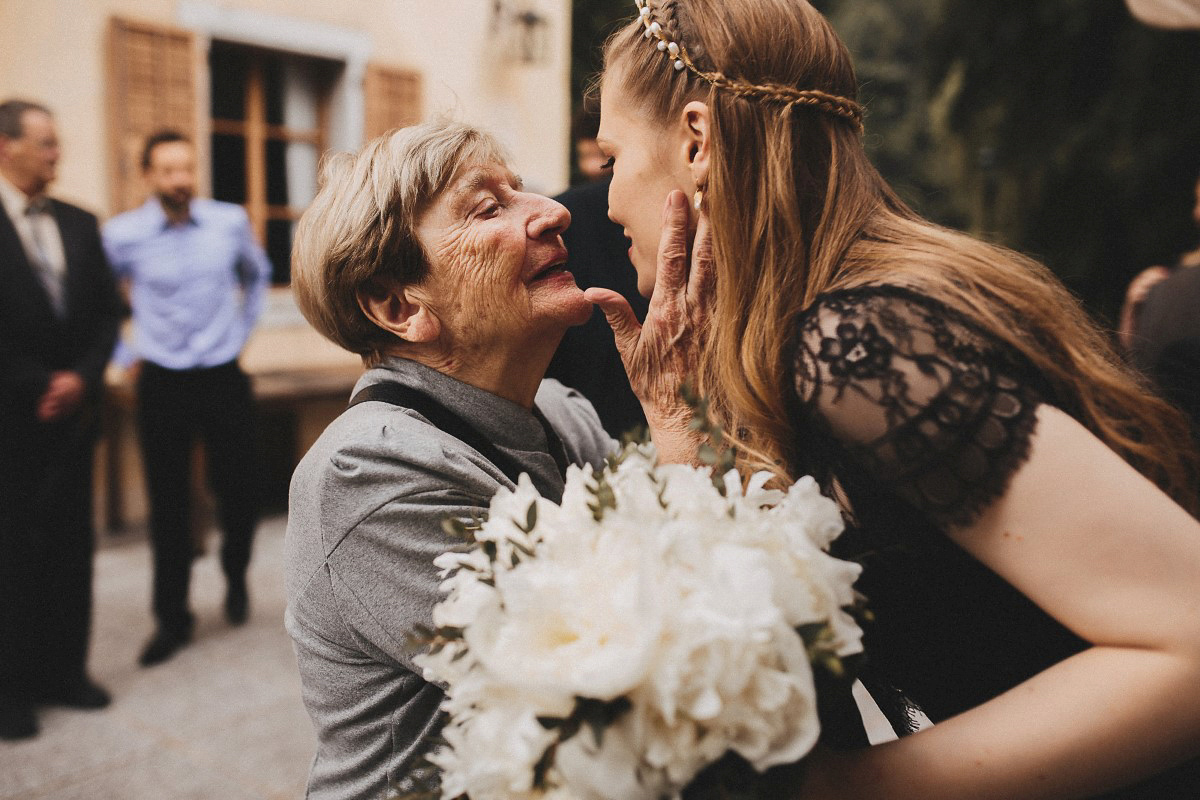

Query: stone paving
[0,515,314,800]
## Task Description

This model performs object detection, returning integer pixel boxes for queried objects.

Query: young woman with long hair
[585,1,1200,796]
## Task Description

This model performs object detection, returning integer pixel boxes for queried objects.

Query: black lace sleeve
[791,285,1046,528]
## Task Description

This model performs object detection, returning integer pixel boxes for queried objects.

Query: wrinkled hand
[37,370,85,422]
[586,190,714,463]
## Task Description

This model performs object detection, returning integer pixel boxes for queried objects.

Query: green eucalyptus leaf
[795,622,830,646]
[441,517,468,539]
[532,743,557,790]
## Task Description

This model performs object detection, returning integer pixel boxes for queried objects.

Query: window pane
[282,61,320,131]
[266,218,293,284]
[285,141,319,208]
[265,139,289,207]
[209,42,247,121]
[211,134,246,204]
[264,54,285,126]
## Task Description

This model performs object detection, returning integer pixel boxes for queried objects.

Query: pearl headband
[633,0,865,130]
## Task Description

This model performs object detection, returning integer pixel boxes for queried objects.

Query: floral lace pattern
[791,285,1045,528]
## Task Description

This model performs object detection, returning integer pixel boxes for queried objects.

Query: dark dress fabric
[787,284,1200,798]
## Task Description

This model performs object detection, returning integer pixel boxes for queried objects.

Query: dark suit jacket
[1132,265,1200,449]
[1133,265,1200,374]
[546,178,650,439]
[0,197,122,430]
[0,198,122,693]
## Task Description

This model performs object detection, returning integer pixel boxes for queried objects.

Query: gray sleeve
[293,385,612,676]
[536,378,619,469]
[324,487,486,674]
[297,412,504,675]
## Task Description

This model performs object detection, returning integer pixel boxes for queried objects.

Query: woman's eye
[601,156,615,171]
[478,203,500,218]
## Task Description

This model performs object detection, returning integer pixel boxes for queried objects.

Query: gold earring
[693,187,704,211]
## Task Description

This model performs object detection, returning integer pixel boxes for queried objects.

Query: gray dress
[285,357,614,799]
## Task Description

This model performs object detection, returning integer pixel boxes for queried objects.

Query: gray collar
[356,357,556,459]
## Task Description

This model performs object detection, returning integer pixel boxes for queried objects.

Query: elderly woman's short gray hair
[291,120,508,362]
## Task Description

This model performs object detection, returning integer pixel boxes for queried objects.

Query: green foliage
[534,696,635,789]
[680,383,737,494]
[818,0,1200,323]
[570,0,632,99]
[573,0,1200,322]
[440,513,483,541]
[514,501,539,535]
[586,469,618,520]
[795,622,848,679]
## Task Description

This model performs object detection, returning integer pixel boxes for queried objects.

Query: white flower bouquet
[413,435,866,800]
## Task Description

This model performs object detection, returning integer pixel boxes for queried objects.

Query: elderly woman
[284,121,621,799]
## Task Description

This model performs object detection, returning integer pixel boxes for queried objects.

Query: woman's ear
[681,100,711,188]
[356,279,441,344]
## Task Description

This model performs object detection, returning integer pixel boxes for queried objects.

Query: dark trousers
[0,408,98,698]
[137,361,259,630]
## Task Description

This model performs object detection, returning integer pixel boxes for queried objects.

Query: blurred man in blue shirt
[104,130,272,667]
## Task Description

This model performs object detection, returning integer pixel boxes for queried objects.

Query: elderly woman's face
[415,161,590,350]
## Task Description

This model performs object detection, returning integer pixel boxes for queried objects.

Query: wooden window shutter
[107,17,198,214]
[364,65,423,140]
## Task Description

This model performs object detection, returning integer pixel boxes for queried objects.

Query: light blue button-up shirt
[103,198,272,370]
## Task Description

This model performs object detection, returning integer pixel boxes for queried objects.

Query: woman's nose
[528,196,571,239]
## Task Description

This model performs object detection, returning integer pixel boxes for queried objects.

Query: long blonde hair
[605,0,1199,515]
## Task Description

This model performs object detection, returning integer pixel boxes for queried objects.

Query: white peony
[468,525,663,701]
[428,701,557,800]
[415,441,865,800]
[555,716,671,800]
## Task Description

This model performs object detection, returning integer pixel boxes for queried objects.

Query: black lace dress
[787,285,1200,798]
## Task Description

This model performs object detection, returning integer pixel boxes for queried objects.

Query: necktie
[24,202,65,316]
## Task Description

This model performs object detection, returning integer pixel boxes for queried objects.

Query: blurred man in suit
[1119,173,1200,451]
[0,99,122,739]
